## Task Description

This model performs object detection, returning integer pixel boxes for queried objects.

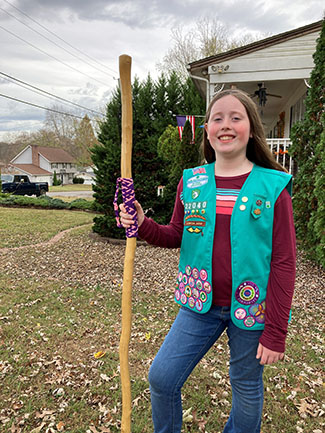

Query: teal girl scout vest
[174,163,292,331]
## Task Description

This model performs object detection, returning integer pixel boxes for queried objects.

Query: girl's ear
[204,123,209,138]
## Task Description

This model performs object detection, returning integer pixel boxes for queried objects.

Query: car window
[1,174,14,182]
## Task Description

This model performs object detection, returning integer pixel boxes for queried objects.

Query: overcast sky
[0,0,323,141]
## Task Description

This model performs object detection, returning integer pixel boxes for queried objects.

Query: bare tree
[158,17,263,80]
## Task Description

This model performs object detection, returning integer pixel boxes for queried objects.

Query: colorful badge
[187,175,209,189]
[235,281,259,305]
[192,189,201,200]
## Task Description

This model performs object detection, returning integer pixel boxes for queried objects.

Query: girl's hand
[256,343,284,365]
[119,200,144,228]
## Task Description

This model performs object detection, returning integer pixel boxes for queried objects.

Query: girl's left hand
[256,343,284,365]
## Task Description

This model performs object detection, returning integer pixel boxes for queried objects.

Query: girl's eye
[232,117,241,121]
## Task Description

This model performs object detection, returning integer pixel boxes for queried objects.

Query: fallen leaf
[100,373,110,382]
[29,423,45,433]
[57,421,65,431]
[94,351,106,359]
[182,407,193,423]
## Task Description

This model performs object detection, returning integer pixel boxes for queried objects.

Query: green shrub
[0,194,94,212]
[289,19,325,267]
[68,199,93,211]
[73,177,85,184]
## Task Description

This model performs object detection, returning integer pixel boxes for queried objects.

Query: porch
[267,138,294,174]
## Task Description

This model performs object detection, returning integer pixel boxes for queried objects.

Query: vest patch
[187,175,209,188]
[175,267,212,313]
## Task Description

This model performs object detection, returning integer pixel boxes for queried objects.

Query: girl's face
[205,95,251,160]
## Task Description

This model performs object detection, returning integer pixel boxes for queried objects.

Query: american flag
[176,115,195,141]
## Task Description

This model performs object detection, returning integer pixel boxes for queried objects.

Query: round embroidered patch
[204,282,212,293]
[234,307,247,320]
[188,297,195,308]
[185,286,192,297]
[179,282,185,293]
[180,294,187,305]
[200,291,207,303]
[188,277,195,288]
[244,316,256,327]
[235,281,259,305]
[200,269,208,281]
[195,299,203,312]
[196,279,203,290]
[192,288,199,299]
[248,301,266,324]
[182,275,188,285]
[185,265,192,276]
[178,271,183,282]
[192,268,199,279]
[175,289,181,301]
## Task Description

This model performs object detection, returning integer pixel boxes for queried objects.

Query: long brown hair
[202,89,287,172]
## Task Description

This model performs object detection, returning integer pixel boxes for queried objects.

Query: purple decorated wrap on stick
[113,177,138,238]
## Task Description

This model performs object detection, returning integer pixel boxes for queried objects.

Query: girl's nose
[221,118,231,129]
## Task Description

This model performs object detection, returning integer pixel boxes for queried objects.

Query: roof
[37,146,75,163]
[189,20,323,71]
[11,164,52,176]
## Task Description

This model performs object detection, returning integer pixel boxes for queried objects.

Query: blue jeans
[148,306,264,433]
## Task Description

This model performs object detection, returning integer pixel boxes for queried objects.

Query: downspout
[187,71,210,110]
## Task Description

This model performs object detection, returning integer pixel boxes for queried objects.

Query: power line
[0,23,111,88]
[2,0,118,77]
[0,5,117,80]
[0,92,87,120]
[0,71,105,117]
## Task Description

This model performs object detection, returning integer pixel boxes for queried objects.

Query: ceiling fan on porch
[250,83,282,107]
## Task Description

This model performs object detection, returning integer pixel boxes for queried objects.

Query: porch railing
[266,138,293,174]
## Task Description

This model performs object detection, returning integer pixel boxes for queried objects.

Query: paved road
[47,191,94,197]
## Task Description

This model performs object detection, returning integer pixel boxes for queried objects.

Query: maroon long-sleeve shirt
[138,172,296,352]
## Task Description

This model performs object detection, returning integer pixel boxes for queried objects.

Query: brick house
[7,145,77,185]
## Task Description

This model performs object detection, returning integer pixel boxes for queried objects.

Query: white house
[9,145,77,185]
[188,20,323,173]
[74,166,96,185]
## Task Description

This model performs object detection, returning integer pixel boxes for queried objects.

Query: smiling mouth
[219,135,235,141]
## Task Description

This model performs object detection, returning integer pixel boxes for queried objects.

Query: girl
[119,89,296,433]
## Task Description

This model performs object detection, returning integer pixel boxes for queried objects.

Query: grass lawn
[50,196,94,203]
[0,208,324,433]
[0,207,95,248]
[49,184,93,192]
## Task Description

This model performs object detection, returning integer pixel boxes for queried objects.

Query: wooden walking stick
[113,54,137,433]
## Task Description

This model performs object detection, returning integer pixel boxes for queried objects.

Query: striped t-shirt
[216,188,240,215]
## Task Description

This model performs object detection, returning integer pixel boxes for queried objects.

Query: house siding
[209,32,319,84]
[13,146,32,164]
[39,154,51,171]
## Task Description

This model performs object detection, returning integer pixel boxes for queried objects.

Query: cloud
[0,0,323,139]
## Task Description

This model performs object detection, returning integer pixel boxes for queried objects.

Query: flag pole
[119,54,136,433]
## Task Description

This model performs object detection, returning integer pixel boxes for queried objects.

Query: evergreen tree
[92,72,206,238]
[91,87,122,238]
[290,18,325,266]
[52,170,60,186]
[162,121,202,223]
[132,75,165,221]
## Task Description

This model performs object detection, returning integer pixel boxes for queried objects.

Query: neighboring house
[8,145,77,185]
[188,20,322,173]
[74,166,96,185]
